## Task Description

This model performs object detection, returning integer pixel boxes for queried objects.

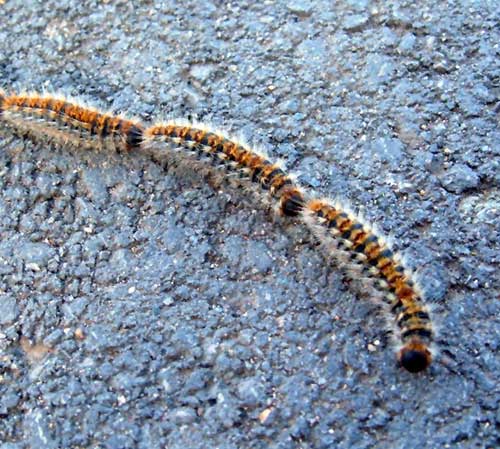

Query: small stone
[398,33,416,53]
[162,296,174,306]
[190,64,214,81]
[169,407,197,424]
[25,262,41,271]
[237,378,265,407]
[440,164,480,193]
[43,329,64,345]
[17,242,55,266]
[286,1,313,17]
[279,99,300,114]
[0,389,20,412]
[259,407,273,424]
[0,296,18,325]
[296,39,327,63]
[370,137,404,166]
[433,60,451,74]
[74,328,85,340]
[290,416,312,440]
[343,14,368,31]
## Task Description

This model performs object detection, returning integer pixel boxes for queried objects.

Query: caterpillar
[143,121,305,217]
[302,198,434,373]
[0,89,435,373]
[0,91,144,152]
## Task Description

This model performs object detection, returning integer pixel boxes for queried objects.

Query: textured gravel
[0,1,499,448]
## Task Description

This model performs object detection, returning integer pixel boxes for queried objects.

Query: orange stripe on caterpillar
[303,198,434,373]
[144,121,305,217]
[0,92,143,152]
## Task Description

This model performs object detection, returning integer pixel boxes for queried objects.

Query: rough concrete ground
[0,1,499,448]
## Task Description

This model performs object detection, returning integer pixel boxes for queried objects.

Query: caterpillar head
[398,340,432,373]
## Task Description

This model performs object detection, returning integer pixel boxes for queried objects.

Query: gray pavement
[0,1,499,448]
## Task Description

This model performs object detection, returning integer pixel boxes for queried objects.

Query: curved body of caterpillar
[143,122,305,216]
[302,198,434,373]
[0,89,436,373]
[0,92,144,152]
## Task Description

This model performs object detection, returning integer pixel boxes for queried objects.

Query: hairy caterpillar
[143,121,305,217]
[302,198,434,373]
[0,89,436,373]
[0,91,144,152]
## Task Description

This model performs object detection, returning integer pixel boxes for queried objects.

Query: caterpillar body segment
[143,121,306,217]
[302,198,434,373]
[0,92,144,152]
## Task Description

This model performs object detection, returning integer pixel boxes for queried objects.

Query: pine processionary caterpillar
[143,121,305,217]
[0,89,436,373]
[0,91,144,152]
[302,199,434,373]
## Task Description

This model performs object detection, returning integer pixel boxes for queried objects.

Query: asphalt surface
[0,1,499,448]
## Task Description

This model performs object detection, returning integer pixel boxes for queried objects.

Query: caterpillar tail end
[398,340,432,373]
